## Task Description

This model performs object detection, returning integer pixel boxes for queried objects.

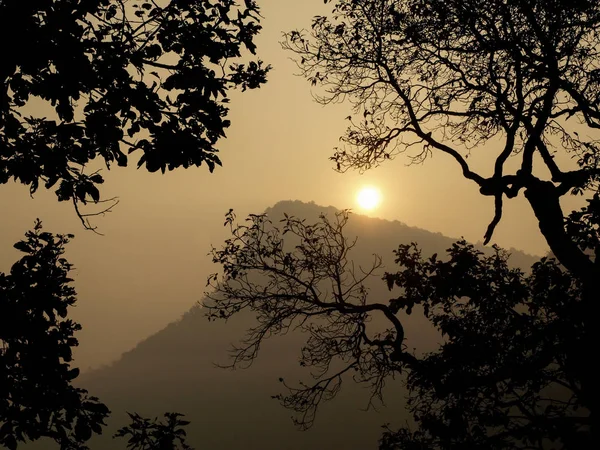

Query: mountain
[71,201,538,450]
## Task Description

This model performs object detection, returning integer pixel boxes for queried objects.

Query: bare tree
[206,210,415,428]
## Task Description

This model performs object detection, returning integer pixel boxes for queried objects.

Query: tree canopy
[0,0,269,228]
[0,221,110,450]
[379,239,591,448]
[283,0,600,281]
[207,199,595,448]
[273,4,600,441]
[0,223,198,450]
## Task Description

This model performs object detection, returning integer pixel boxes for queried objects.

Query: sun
[356,186,382,211]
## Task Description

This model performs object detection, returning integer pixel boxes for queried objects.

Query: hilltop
[71,200,538,450]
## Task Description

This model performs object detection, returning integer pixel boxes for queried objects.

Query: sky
[0,0,591,371]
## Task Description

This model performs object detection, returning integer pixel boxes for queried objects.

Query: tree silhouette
[206,211,405,429]
[280,0,600,436]
[114,412,192,450]
[0,0,269,229]
[1,223,197,450]
[282,0,599,281]
[207,202,594,448]
[0,221,110,449]
[379,241,591,449]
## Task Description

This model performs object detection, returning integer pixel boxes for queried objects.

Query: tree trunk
[524,178,597,442]
[524,179,596,280]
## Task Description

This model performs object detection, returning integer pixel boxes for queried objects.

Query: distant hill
[67,200,538,450]
[264,200,537,271]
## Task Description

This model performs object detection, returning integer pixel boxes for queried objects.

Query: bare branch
[72,196,120,235]
[206,210,414,426]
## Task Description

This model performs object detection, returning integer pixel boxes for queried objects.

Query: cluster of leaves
[565,192,600,259]
[114,412,192,450]
[0,222,198,450]
[381,242,589,449]
[1,1,268,446]
[0,221,110,450]
[208,207,592,448]
[0,0,269,225]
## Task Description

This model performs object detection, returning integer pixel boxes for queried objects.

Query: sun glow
[356,186,382,211]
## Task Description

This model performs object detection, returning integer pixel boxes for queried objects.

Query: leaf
[385,274,395,290]
[87,184,100,203]
[90,422,103,434]
[145,44,162,59]
[105,4,117,20]
[3,434,17,450]
[89,174,104,184]
[75,421,92,442]
[68,367,80,380]
[13,241,31,253]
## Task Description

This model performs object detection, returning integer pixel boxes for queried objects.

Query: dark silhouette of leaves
[114,412,192,450]
[207,201,595,448]
[0,220,110,449]
[381,241,590,449]
[280,4,600,441]
[0,0,270,229]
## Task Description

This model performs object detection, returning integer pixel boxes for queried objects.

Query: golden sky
[0,0,591,370]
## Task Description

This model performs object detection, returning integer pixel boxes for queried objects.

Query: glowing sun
[356,186,382,211]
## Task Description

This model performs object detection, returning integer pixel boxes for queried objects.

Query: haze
[0,0,587,373]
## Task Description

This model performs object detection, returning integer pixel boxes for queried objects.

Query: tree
[278,0,600,435]
[1,222,196,450]
[0,0,269,229]
[206,210,408,429]
[206,204,594,448]
[0,221,110,450]
[114,412,192,450]
[379,239,591,448]
[282,0,599,282]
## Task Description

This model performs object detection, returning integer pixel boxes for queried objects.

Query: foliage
[114,412,192,450]
[208,207,592,448]
[565,192,600,259]
[283,0,600,279]
[0,0,269,228]
[206,210,404,428]
[380,243,590,449]
[0,221,110,450]
[278,3,600,440]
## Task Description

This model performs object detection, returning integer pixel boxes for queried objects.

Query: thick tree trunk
[582,281,598,443]
[524,178,598,442]
[524,178,596,280]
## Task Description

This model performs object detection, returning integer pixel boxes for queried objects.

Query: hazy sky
[0,0,591,370]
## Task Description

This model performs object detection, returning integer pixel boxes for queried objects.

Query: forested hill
[73,201,539,450]
[265,200,538,271]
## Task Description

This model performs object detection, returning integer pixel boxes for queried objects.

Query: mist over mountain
[72,200,538,450]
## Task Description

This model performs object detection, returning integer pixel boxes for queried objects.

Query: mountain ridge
[72,200,539,450]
